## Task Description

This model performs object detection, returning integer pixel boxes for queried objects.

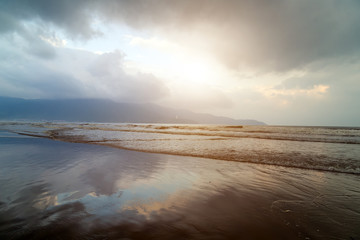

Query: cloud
[0,0,98,39]
[84,50,169,102]
[2,0,360,71]
[0,39,169,102]
[0,42,84,98]
[0,12,56,59]
[160,85,234,112]
[1,0,360,125]
[230,58,360,125]
[260,85,330,99]
[0,63,83,99]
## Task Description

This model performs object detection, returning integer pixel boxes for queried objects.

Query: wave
[3,122,360,175]
[38,131,360,176]
[44,123,358,145]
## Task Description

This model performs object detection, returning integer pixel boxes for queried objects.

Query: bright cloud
[260,85,330,98]
[0,0,360,125]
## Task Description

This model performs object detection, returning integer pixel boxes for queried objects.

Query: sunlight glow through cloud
[260,85,330,98]
[1,0,360,125]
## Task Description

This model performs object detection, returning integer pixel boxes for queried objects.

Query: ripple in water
[7,122,357,174]
[0,131,360,239]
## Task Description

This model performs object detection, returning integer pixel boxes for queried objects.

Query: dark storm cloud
[0,0,97,39]
[0,11,56,59]
[2,0,360,71]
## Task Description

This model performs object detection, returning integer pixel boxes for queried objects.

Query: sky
[0,0,360,126]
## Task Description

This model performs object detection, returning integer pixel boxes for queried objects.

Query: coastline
[5,122,360,175]
[0,130,359,239]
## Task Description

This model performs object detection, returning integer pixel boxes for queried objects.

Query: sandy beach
[1,127,359,239]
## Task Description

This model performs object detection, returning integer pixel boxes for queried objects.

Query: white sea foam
[2,121,360,174]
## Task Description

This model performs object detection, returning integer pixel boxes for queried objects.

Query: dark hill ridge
[0,97,266,125]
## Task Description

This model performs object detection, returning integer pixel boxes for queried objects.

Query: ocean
[0,122,359,239]
[5,122,360,174]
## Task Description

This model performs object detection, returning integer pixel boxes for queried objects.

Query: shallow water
[2,122,359,174]
[0,130,360,239]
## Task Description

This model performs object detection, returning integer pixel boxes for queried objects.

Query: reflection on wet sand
[1,133,360,239]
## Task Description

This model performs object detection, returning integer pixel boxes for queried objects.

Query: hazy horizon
[1,0,360,126]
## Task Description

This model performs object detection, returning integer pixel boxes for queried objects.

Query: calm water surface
[0,129,360,239]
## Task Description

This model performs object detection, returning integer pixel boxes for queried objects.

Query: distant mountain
[0,97,266,125]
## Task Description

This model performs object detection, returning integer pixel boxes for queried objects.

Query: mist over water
[0,129,360,239]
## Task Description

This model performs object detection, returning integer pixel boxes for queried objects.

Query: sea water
[4,122,359,174]
[0,122,359,239]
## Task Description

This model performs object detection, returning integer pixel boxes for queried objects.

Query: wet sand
[0,131,359,239]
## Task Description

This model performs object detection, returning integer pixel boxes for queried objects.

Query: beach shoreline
[1,129,359,239]
[4,121,360,175]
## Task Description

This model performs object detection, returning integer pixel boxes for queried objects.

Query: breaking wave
[2,122,360,175]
